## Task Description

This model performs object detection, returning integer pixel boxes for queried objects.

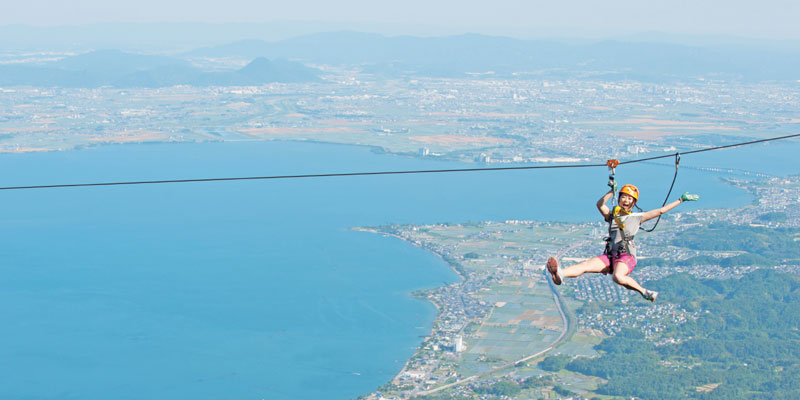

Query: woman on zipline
[546,183,699,302]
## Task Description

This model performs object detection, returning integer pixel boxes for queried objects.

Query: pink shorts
[597,254,636,275]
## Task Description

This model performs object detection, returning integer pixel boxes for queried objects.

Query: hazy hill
[186,32,560,71]
[54,49,191,75]
[0,51,321,87]
[237,57,320,83]
[188,31,800,81]
[3,32,799,84]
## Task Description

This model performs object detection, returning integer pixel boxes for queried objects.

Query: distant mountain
[0,51,321,87]
[237,57,320,83]
[187,31,800,81]
[3,34,799,84]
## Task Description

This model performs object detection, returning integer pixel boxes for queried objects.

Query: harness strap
[612,206,627,231]
[606,206,634,265]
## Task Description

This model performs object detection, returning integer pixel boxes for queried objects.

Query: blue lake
[0,139,797,399]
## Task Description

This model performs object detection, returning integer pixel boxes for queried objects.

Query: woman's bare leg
[610,261,659,302]
[561,256,609,278]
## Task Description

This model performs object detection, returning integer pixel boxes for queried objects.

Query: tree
[539,354,571,371]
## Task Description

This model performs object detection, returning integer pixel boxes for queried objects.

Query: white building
[454,335,466,353]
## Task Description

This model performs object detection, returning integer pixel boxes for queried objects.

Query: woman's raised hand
[680,192,700,202]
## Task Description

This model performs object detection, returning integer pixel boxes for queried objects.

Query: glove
[680,192,699,202]
[608,180,618,193]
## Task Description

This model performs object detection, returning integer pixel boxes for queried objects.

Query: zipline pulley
[606,159,620,206]
[606,159,620,175]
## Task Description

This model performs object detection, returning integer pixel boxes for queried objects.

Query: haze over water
[0,140,795,399]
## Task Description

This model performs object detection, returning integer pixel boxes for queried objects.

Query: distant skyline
[4,0,800,40]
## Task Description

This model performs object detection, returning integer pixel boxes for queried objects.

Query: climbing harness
[604,159,632,269]
[604,204,634,269]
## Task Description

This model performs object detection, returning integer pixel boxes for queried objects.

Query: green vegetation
[440,253,467,277]
[474,380,522,397]
[675,253,773,267]
[758,212,788,223]
[673,223,800,262]
[565,269,800,399]
[539,354,571,371]
[640,253,775,268]
[637,256,671,268]
[521,374,555,388]
[417,393,473,400]
[553,385,575,397]
[641,224,800,268]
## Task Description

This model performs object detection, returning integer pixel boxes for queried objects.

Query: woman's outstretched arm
[642,192,699,222]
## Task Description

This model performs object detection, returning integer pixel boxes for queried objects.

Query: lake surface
[0,139,796,399]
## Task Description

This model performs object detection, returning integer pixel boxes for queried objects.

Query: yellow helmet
[619,184,639,202]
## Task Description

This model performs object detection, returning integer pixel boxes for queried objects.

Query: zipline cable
[617,133,800,165]
[0,163,606,191]
[0,133,798,191]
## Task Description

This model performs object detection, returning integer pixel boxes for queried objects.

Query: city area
[2,60,799,164]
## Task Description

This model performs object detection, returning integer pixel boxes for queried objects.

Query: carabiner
[607,159,620,179]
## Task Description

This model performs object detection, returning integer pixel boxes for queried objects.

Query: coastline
[352,227,469,283]
[351,226,467,387]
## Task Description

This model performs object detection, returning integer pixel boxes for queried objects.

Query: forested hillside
[566,270,800,399]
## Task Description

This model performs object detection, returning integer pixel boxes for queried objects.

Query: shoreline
[0,135,607,169]
[352,227,469,283]
[351,227,468,386]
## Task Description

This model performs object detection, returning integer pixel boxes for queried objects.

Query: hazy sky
[4,0,800,40]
